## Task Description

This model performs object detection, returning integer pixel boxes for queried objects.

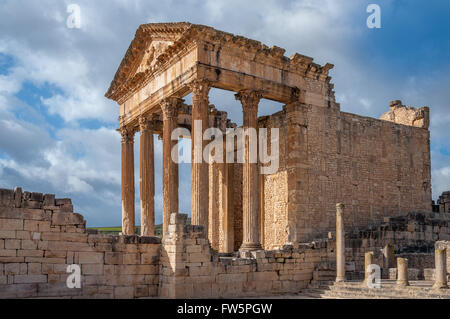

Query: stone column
[120,127,135,235]
[139,117,155,237]
[190,80,210,234]
[236,90,263,252]
[383,244,395,269]
[364,251,374,286]
[433,248,448,289]
[161,97,180,235]
[336,203,346,283]
[396,257,409,287]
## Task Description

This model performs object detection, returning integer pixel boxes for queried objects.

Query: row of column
[119,80,264,252]
[335,203,448,289]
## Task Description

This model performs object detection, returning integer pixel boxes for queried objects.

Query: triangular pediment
[106,22,192,100]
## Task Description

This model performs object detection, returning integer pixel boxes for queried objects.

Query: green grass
[89,224,163,237]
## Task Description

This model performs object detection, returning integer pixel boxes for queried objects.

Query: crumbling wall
[285,100,432,242]
[0,188,160,299]
[380,100,430,129]
[159,213,333,298]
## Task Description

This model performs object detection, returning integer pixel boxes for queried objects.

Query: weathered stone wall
[438,192,450,213]
[0,188,160,299]
[159,213,332,298]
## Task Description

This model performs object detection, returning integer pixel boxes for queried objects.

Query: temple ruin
[0,22,447,299]
[105,22,432,250]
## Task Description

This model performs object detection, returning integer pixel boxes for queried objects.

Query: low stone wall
[0,188,160,299]
[0,188,333,299]
[1,187,448,299]
[159,213,332,298]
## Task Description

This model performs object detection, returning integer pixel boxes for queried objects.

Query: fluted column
[139,117,155,237]
[120,126,135,235]
[236,90,263,251]
[336,203,346,283]
[161,97,180,236]
[190,80,210,234]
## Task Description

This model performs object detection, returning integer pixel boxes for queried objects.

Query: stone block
[78,252,104,264]
[5,239,20,250]
[28,263,42,275]
[82,264,104,275]
[0,249,17,257]
[14,275,47,284]
[0,189,14,207]
[0,230,16,239]
[43,194,55,207]
[18,250,44,257]
[51,212,84,226]
[114,286,134,299]
[5,263,27,275]
[21,240,38,250]
[0,218,23,231]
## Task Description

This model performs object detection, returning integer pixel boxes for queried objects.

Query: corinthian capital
[139,116,154,132]
[119,126,135,144]
[161,97,182,120]
[189,79,211,103]
[235,90,263,113]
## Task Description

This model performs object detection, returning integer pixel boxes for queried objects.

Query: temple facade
[105,22,432,251]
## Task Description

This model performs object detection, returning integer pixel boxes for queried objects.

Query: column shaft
[236,90,262,251]
[364,251,374,286]
[120,127,135,235]
[139,117,155,237]
[433,248,448,289]
[396,257,409,286]
[336,203,346,282]
[161,98,180,235]
[190,80,210,233]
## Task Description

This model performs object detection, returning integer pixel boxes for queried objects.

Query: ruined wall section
[0,188,160,299]
[258,111,289,250]
[290,100,431,242]
[159,213,333,298]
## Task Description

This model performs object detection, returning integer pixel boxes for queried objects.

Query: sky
[0,0,449,227]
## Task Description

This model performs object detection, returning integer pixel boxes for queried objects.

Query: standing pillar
[190,80,210,233]
[383,244,395,269]
[120,127,136,235]
[364,251,374,286]
[433,248,448,289]
[336,203,346,283]
[396,257,409,287]
[139,117,155,237]
[236,90,263,252]
[161,97,180,235]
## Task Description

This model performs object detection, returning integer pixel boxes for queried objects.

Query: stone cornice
[105,22,335,104]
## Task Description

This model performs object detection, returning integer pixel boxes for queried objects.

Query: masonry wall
[159,213,332,298]
[0,188,160,299]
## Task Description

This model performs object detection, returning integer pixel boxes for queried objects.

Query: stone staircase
[301,280,450,299]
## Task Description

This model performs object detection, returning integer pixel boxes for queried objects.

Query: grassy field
[89,224,163,237]
[89,219,190,237]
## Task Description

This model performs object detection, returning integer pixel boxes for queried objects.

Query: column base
[396,280,409,287]
[335,277,345,284]
[432,282,449,289]
[239,243,262,256]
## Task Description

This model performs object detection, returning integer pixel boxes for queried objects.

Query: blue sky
[0,0,449,227]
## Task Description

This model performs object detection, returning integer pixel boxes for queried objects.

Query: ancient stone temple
[105,22,432,251]
[0,22,446,300]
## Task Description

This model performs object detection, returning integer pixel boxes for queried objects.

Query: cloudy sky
[0,0,449,227]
